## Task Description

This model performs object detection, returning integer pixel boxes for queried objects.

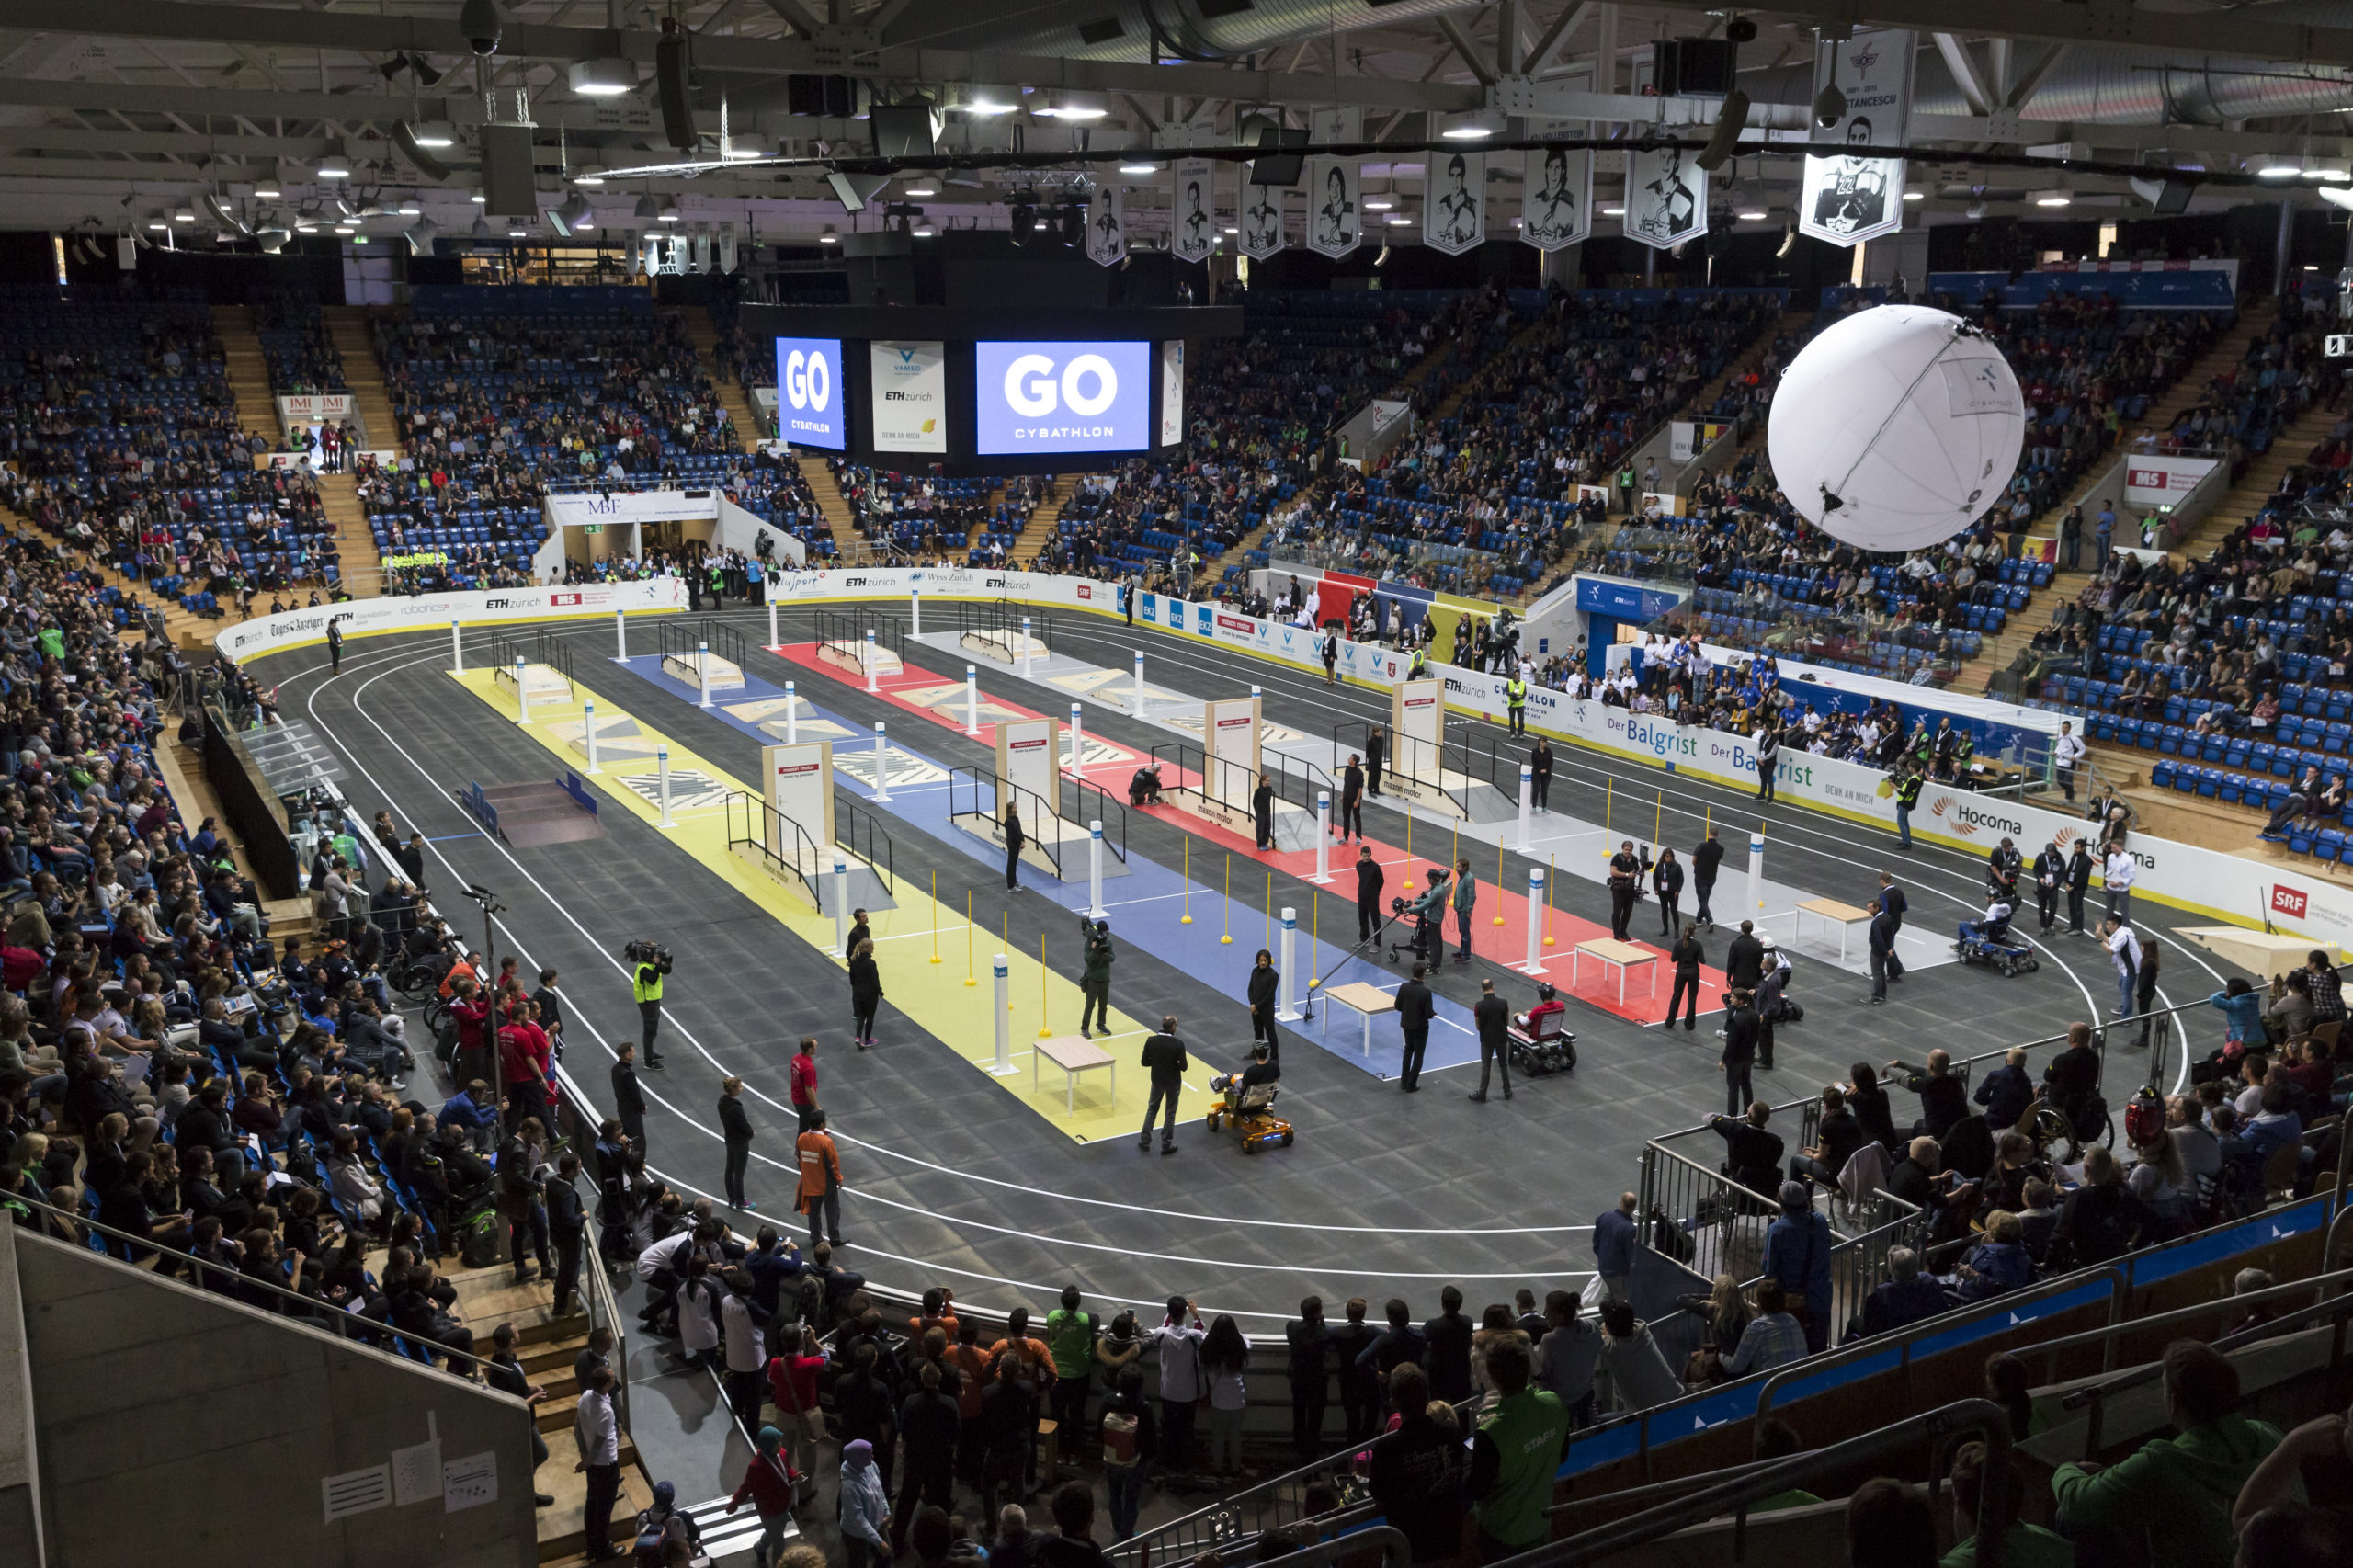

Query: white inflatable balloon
[1766,304,2025,554]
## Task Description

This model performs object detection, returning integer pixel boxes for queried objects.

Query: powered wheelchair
[1506,984,1579,1075]
[1204,1079,1294,1154]
[1954,893,2040,978]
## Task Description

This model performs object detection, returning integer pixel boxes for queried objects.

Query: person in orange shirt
[795,1110,843,1251]
[944,1319,992,1488]
[987,1306,1055,1493]
[907,1287,959,1348]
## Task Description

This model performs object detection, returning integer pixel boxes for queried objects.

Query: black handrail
[724,790,822,907]
[836,795,897,895]
[1058,768,1130,866]
[1329,715,1469,817]
[948,764,1067,881]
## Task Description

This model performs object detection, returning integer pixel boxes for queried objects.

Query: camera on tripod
[624,939,673,972]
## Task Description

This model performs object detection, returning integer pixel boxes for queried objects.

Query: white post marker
[584,699,599,773]
[832,856,851,957]
[1313,790,1334,883]
[1522,868,1547,972]
[871,722,892,802]
[1132,651,1146,715]
[1750,830,1767,915]
[698,641,712,708]
[964,665,982,736]
[513,655,531,725]
[865,629,879,693]
[1087,820,1107,917]
[784,681,799,745]
[1068,702,1085,775]
[910,589,921,638]
[614,609,627,662]
[1021,617,1035,678]
[767,598,779,649]
[449,620,462,673]
[656,745,675,829]
[1516,764,1533,849]
[991,954,1015,1074]
[1277,906,1302,1020]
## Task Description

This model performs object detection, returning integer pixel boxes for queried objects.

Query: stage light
[1060,202,1085,246]
[569,58,638,97]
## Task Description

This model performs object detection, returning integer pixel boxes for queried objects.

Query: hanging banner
[1304,157,1358,258]
[1423,150,1485,254]
[1519,145,1592,251]
[1242,165,1289,260]
[1085,182,1126,267]
[869,340,947,454]
[1160,340,1186,448]
[1800,28,1912,248]
[1623,143,1707,250]
[1171,157,1218,263]
[717,225,739,274]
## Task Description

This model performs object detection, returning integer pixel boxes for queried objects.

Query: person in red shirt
[449,974,493,1084]
[726,1424,804,1566]
[790,1036,820,1132]
[498,998,553,1130]
[766,1324,829,1481]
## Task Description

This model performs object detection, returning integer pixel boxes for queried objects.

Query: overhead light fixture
[1365,199,1393,210]
[472,215,494,240]
[2035,193,2072,207]
[574,165,607,186]
[404,217,438,254]
[256,224,290,254]
[658,202,681,223]
[1736,209,1768,221]
[961,85,1018,117]
[903,183,937,196]
[171,206,196,223]
[315,149,351,181]
[506,223,530,237]
[548,192,597,237]
[144,210,168,231]
[1386,214,1411,225]
[1222,224,1238,233]
[818,223,839,244]
[1118,163,1158,176]
[722,136,769,161]
[1903,189,1924,201]
[469,188,487,204]
[1440,108,1503,141]
[1036,89,1107,120]
[1374,239,1390,267]
[634,192,660,220]
[254,179,281,199]
[396,198,422,216]
[1602,205,1625,216]
[569,58,638,97]
[913,220,935,236]
[409,120,456,148]
[825,170,891,213]
[2321,186,2353,212]
[393,122,453,182]
[2259,161,2302,179]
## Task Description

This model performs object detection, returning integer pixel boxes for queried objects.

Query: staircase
[2167,400,2339,557]
[805,460,867,560]
[213,304,281,447]
[687,307,766,450]
[1012,479,1067,567]
[1429,312,1552,422]
[319,306,400,454]
[3,504,213,648]
[316,471,384,597]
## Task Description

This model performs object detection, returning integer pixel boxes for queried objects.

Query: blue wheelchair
[1955,897,2040,978]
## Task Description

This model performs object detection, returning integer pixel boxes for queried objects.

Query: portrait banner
[1519,145,1591,251]
[1304,155,1359,258]
[1622,143,1707,251]
[1170,157,1218,263]
[1084,183,1126,267]
[1241,164,1288,260]
[1423,150,1485,255]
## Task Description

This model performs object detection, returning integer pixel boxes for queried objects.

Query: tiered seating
[247,286,347,394]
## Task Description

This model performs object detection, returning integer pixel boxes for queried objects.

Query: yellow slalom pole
[1181,839,1193,924]
[1222,854,1233,944]
[1310,894,1320,989]
[964,892,976,985]
[1039,934,1052,1038]
[1404,814,1415,891]
[930,871,941,963]
[1543,853,1557,946]
[1495,843,1507,924]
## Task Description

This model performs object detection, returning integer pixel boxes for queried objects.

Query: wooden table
[1794,897,1874,962]
[1033,1033,1115,1112]
[1571,938,1659,1006]
[1321,981,1400,1058]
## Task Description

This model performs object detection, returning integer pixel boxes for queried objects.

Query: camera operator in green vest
[1466,1337,1572,1559]
[1892,767,1924,853]
[1505,671,1529,737]
[628,938,674,1070]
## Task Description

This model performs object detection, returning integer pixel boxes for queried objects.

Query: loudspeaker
[2128,176,2193,215]
[788,74,856,118]
[1694,89,1750,172]
[826,171,890,213]
[656,22,696,151]
[1245,123,1308,187]
[480,123,538,216]
[870,102,938,160]
[1655,38,1736,97]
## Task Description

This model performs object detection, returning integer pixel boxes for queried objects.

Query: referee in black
[1607,839,1642,941]
[1355,846,1385,943]
[1339,754,1365,842]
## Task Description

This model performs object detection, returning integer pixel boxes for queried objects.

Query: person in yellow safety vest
[1408,647,1430,680]
[1506,674,1529,737]
[629,938,673,1070]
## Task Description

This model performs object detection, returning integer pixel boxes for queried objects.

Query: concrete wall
[5,1217,536,1568]
[0,1221,45,1567]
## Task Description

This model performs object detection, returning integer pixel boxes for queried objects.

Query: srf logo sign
[2273,885,2310,920]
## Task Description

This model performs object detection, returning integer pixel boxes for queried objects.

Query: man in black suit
[1339,754,1366,842]
[610,1041,647,1152]
[1284,1297,1331,1458]
[1393,963,1435,1092]
[1365,727,1386,798]
[1889,1050,1968,1139]
[1707,1101,1783,1198]
[1253,774,1276,851]
[1139,1016,1187,1154]
[1720,989,1759,1116]
[1876,871,1908,979]
[1469,976,1512,1103]
[1868,898,1895,1005]
[547,1149,586,1315]
[1354,846,1385,943]
[1692,830,1725,930]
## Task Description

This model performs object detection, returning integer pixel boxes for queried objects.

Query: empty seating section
[0,287,338,615]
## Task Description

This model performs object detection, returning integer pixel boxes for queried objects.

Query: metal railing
[813,608,903,673]
[723,789,822,908]
[958,598,1050,662]
[1145,737,1336,832]
[554,1062,631,1432]
[656,614,746,675]
[837,796,897,896]
[1330,717,1471,818]
[9,1194,495,1375]
[1495,1401,2016,1568]
[947,765,1127,882]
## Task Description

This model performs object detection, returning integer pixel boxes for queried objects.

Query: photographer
[1079,917,1114,1039]
[629,939,673,1070]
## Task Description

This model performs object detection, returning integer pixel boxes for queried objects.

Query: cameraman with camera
[629,940,674,1070]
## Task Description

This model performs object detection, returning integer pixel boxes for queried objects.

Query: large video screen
[974,340,1153,455]
[773,336,847,451]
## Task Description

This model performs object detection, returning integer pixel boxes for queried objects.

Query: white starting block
[819,640,904,680]
[662,648,745,692]
[961,626,1048,665]
[493,662,575,705]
